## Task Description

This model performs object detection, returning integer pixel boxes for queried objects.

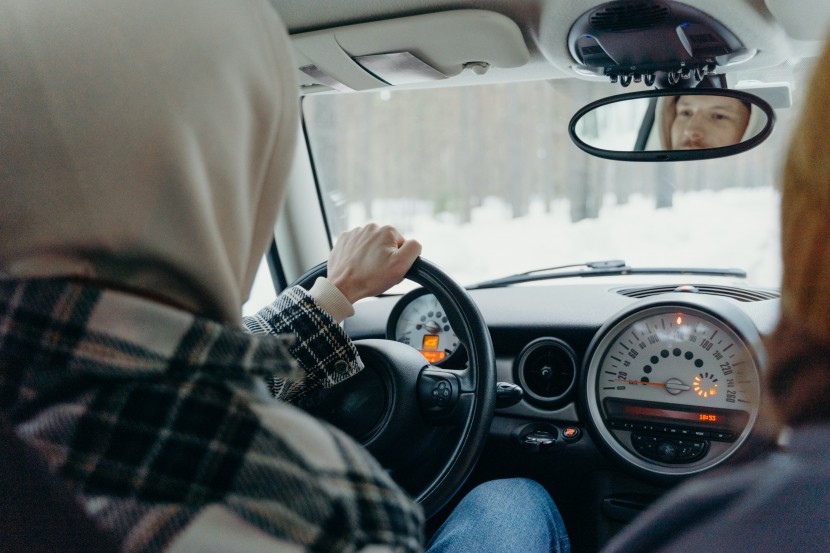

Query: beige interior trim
[764,0,830,41]
[292,9,530,93]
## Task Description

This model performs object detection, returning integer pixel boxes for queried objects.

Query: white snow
[243,186,781,316]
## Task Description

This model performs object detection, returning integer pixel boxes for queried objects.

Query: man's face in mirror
[670,95,751,150]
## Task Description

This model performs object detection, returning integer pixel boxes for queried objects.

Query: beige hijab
[0,0,298,323]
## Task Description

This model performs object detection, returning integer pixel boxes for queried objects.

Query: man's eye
[677,109,693,117]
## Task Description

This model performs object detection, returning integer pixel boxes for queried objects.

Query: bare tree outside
[304,77,797,233]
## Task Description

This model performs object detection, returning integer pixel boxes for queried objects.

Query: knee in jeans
[467,478,554,512]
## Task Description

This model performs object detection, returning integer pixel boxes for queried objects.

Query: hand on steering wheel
[292,257,496,519]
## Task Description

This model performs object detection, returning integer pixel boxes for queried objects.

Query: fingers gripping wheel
[291,257,496,518]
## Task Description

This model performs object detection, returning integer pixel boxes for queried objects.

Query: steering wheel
[291,257,496,519]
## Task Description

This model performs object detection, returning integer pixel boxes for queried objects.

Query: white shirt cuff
[307,277,355,323]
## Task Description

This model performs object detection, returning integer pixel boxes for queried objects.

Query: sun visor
[764,0,830,41]
[292,10,530,93]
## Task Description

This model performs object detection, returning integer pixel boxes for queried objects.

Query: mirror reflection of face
[670,95,751,150]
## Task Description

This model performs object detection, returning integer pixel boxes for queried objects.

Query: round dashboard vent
[515,338,577,406]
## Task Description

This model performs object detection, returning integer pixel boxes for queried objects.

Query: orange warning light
[422,335,439,350]
[421,350,446,363]
[676,316,683,325]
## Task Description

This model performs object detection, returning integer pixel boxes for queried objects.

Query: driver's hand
[328,224,422,304]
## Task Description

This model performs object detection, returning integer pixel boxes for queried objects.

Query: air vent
[616,285,780,302]
[515,338,577,406]
[589,1,670,32]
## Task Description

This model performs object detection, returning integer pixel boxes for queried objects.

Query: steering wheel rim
[292,257,496,518]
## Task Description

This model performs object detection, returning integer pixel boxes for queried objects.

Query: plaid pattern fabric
[244,286,363,402]
[0,278,423,553]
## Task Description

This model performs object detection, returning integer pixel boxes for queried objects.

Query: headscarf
[0,0,298,324]
[765,39,830,425]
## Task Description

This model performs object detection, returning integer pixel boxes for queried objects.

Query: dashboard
[344,279,779,481]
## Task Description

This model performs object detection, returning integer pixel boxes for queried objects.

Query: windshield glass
[303,72,807,290]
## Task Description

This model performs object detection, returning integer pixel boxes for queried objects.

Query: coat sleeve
[242,285,363,402]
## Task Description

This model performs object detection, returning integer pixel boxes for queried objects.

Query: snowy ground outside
[243,186,781,316]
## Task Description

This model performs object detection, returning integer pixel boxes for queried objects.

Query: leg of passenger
[425,478,570,553]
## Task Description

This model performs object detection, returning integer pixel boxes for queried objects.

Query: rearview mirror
[568,89,775,162]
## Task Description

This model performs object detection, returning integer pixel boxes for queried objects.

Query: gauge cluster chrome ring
[581,294,765,478]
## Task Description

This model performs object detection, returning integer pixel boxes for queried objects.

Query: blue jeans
[426,478,570,553]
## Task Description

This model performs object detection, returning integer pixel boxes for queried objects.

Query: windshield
[303,73,807,290]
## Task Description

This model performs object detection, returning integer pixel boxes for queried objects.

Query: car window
[242,258,276,316]
[301,71,809,291]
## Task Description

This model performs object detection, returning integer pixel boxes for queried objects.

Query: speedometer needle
[616,379,666,387]
[616,378,691,392]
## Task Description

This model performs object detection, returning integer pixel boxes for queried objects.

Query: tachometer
[582,295,764,477]
[386,288,460,364]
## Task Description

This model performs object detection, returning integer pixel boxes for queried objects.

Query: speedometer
[386,288,461,365]
[582,295,764,477]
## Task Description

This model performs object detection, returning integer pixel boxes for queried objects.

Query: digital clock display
[623,404,716,423]
[604,398,748,430]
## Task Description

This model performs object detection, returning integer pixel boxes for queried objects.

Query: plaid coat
[0,278,423,552]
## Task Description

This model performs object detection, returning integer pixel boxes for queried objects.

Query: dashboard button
[632,433,708,463]
[656,441,678,461]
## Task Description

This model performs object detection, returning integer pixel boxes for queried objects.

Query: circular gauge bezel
[581,294,765,479]
[386,287,464,366]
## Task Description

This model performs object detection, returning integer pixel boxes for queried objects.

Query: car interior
[255,1,830,551]
[4,0,830,551]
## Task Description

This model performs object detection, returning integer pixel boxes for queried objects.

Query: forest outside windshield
[302,76,806,290]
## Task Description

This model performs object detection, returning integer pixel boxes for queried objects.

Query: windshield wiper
[467,260,747,290]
